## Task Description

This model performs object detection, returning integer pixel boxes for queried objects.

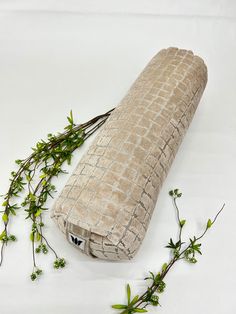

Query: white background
[0,1,235,313]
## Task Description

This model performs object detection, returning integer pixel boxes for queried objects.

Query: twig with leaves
[0,108,114,280]
[112,189,224,313]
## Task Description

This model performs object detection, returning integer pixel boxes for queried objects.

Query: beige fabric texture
[51,47,207,260]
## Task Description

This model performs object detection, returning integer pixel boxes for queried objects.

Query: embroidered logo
[68,232,85,251]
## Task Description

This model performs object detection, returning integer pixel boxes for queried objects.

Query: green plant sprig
[112,189,225,313]
[0,108,114,279]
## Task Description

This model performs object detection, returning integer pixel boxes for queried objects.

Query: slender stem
[32,235,36,268]
[177,204,225,261]
[39,215,43,244]
[173,197,183,245]
[0,241,5,266]
[195,203,225,242]
[39,233,58,259]
[0,225,8,266]
[84,118,107,140]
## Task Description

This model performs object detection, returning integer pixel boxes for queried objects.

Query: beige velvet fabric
[51,47,207,260]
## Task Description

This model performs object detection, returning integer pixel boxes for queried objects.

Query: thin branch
[39,233,58,259]
[0,241,5,266]
[195,203,225,242]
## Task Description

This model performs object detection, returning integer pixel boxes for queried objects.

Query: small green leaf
[154,273,161,285]
[130,295,139,306]
[30,232,34,241]
[77,138,84,147]
[207,219,212,229]
[35,232,41,242]
[67,110,74,125]
[0,230,6,240]
[2,201,8,207]
[112,304,128,309]
[133,309,148,313]
[2,213,8,223]
[166,238,175,249]
[29,193,36,201]
[127,284,131,304]
[8,234,16,241]
[15,159,23,165]
[35,209,42,217]
[166,238,184,249]
[148,271,155,280]
[70,110,73,121]
[26,175,31,182]
[162,263,168,272]
[180,219,186,227]
[9,208,16,216]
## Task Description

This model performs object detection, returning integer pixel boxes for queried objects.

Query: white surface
[0,0,236,18]
[0,1,235,314]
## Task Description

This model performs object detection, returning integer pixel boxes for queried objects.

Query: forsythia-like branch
[112,189,225,313]
[0,109,114,280]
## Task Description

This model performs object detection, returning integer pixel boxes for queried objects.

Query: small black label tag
[69,232,85,251]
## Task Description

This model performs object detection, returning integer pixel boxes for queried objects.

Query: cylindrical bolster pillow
[51,47,207,260]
